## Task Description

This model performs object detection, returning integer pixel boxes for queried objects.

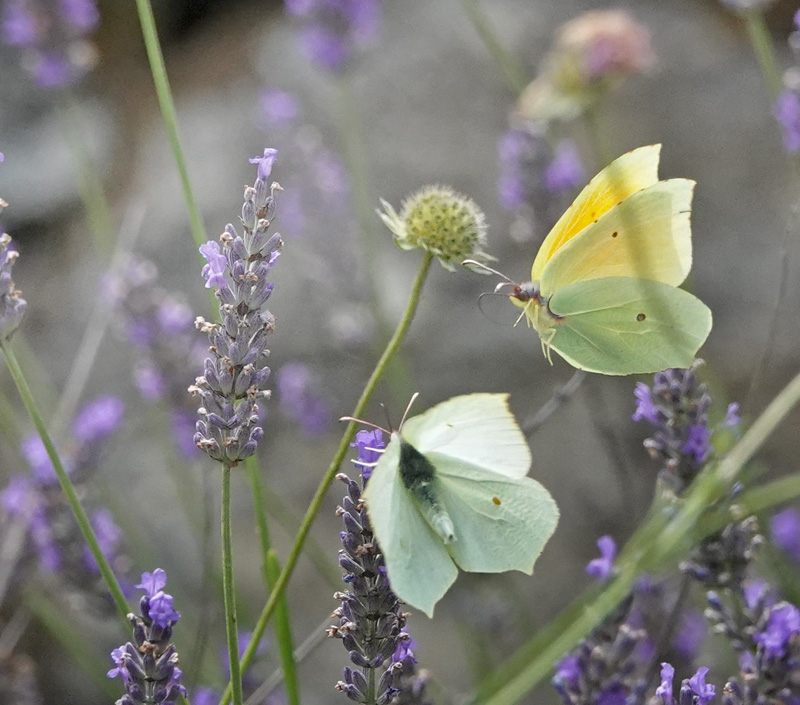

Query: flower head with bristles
[378,186,492,271]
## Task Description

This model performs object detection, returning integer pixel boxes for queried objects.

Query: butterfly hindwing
[430,457,559,574]
[362,436,458,617]
[547,277,713,375]
[539,179,694,298]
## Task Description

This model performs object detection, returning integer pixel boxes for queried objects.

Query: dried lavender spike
[190,149,282,464]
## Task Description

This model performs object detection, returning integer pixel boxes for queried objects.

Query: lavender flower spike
[190,149,283,464]
[329,431,412,704]
[0,199,27,341]
[108,569,186,705]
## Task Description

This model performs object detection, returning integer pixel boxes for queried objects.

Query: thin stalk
[265,550,300,705]
[221,462,244,705]
[58,96,115,255]
[474,367,800,705]
[457,0,528,94]
[743,9,782,99]
[246,456,300,705]
[133,0,207,252]
[217,251,434,705]
[0,342,129,623]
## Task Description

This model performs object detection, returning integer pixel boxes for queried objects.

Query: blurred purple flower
[682,424,710,463]
[632,381,658,423]
[544,140,586,193]
[2,0,38,46]
[84,508,123,573]
[277,362,331,435]
[755,602,800,658]
[674,610,706,659]
[723,402,740,428]
[771,508,800,563]
[60,0,99,30]
[686,668,715,705]
[286,0,381,72]
[260,89,300,126]
[774,90,800,153]
[586,535,616,581]
[72,395,125,444]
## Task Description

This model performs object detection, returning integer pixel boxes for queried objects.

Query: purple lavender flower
[0,225,26,341]
[770,508,800,563]
[1,0,100,88]
[350,428,384,481]
[633,382,659,423]
[286,0,381,72]
[586,535,616,581]
[774,90,800,153]
[633,366,715,493]
[754,603,800,658]
[655,664,716,705]
[109,569,186,705]
[190,150,283,464]
[674,610,706,660]
[276,362,331,435]
[655,662,675,705]
[1,396,130,603]
[110,259,205,460]
[328,436,413,704]
[544,140,586,193]
[260,89,301,127]
[723,403,740,428]
[72,395,125,444]
[552,593,652,705]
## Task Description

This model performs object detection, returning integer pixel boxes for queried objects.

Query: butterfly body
[362,393,559,617]
[505,144,712,375]
[398,438,456,544]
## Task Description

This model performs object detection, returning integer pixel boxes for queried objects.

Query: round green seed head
[378,186,491,271]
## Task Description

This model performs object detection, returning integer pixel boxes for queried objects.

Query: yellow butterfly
[470,144,712,375]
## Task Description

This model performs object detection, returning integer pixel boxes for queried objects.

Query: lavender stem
[221,462,244,705]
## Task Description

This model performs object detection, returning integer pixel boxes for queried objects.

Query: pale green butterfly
[467,144,712,375]
[354,393,559,617]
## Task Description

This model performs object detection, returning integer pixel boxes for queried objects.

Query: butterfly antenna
[338,416,390,435]
[461,260,516,283]
[380,403,395,433]
[398,392,420,430]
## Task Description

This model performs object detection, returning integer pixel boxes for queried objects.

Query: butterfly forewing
[538,179,694,298]
[400,393,531,480]
[531,144,661,281]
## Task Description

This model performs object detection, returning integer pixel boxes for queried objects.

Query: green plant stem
[265,551,300,705]
[57,96,115,256]
[134,0,207,252]
[457,0,527,94]
[0,342,130,623]
[246,457,300,705]
[474,367,800,705]
[743,9,782,99]
[221,463,244,705]
[217,251,434,705]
